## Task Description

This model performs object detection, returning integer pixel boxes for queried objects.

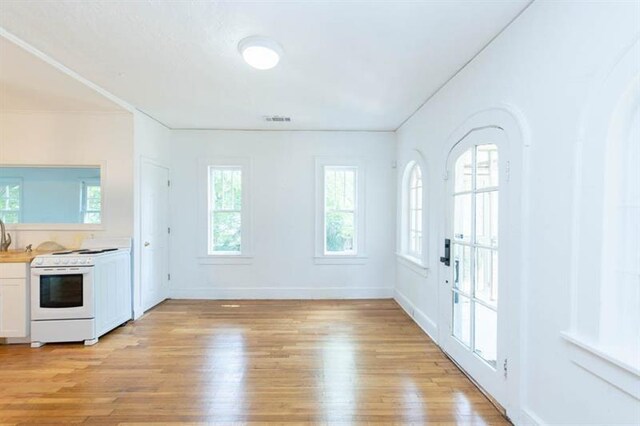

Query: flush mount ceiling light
[238,36,283,70]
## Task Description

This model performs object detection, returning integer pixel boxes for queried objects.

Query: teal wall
[0,167,100,223]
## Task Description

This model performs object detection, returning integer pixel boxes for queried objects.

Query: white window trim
[398,149,429,269]
[396,252,428,277]
[198,157,253,264]
[314,157,366,265]
[561,332,640,400]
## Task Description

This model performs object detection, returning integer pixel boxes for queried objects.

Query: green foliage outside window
[325,167,356,253]
[0,183,21,224]
[211,168,242,252]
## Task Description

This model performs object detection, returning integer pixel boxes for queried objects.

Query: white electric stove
[30,238,132,347]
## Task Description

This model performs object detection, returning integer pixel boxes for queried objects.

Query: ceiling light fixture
[238,36,283,70]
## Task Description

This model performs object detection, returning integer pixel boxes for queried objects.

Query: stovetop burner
[52,248,119,255]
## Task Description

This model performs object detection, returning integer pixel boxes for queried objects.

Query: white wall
[0,111,134,248]
[169,130,396,299]
[394,1,639,425]
[132,111,171,318]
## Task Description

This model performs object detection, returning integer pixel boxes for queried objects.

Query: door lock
[439,238,451,266]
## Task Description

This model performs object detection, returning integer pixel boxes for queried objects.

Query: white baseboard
[394,288,438,343]
[519,408,544,426]
[169,286,394,300]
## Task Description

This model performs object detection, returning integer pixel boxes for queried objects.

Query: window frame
[80,178,101,224]
[564,39,640,399]
[407,163,423,257]
[397,150,428,272]
[323,165,358,256]
[199,157,252,264]
[0,178,22,224]
[208,166,243,255]
[315,157,367,264]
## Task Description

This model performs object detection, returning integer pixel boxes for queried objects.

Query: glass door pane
[450,144,499,368]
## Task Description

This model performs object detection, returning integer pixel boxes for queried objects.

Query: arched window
[406,162,423,258]
[565,40,639,397]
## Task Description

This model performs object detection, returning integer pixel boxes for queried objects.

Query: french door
[439,127,509,406]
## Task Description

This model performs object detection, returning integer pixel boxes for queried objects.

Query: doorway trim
[436,106,529,421]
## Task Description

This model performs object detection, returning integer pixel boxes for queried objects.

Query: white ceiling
[0,1,530,130]
[0,37,122,112]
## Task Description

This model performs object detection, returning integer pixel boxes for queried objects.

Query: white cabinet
[0,263,29,338]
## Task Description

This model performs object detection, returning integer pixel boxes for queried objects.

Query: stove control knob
[86,258,93,264]
[62,259,69,265]
[78,258,85,264]
[54,259,60,265]
[34,258,43,265]
[71,258,78,265]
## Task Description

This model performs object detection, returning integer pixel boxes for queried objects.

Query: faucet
[0,219,12,251]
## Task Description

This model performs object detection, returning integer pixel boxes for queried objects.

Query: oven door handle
[31,267,93,275]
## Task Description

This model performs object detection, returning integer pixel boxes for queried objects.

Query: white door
[439,127,509,406]
[141,160,170,312]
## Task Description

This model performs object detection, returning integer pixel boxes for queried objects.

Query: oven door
[31,267,94,320]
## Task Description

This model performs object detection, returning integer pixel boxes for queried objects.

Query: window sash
[0,181,22,223]
[209,166,243,254]
[80,182,101,224]
[324,166,358,255]
[407,164,423,257]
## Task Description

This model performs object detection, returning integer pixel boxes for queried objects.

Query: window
[324,166,357,254]
[564,42,639,398]
[407,163,423,257]
[208,166,242,254]
[315,157,366,262]
[80,181,101,224]
[0,179,21,224]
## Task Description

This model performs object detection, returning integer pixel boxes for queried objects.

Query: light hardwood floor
[0,299,509,425]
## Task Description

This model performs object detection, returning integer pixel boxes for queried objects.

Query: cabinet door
[0,278,27,337]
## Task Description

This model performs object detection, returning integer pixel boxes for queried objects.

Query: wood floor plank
[0,299,510,425]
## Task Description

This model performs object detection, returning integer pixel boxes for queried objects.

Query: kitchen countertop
[0,250,52,263]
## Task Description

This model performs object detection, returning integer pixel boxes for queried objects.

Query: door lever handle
[144,242,150,247]
[439,238,451,266]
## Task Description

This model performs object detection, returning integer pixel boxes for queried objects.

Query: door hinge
[503,358,508,378]
[168,273,171,281]
[168,227,171,234]
[168,180,171,187]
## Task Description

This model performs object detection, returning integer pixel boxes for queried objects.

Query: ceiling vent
[264,115,291,122]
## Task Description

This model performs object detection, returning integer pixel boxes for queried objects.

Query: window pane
[474,303,497,367]
[84,212,101,225]
[210,167,242,253]
[453,194,472,243]
[454,149,473,193]
[453,292,471,347]
[453,244,472,294]
[212,211,241,252]
[325,166,357,254]
[476,144,499,189]
[343,170,355,210]
[1,212,19,224]
[475,191,498,247]
[326,211,355,253]
[476,248,498,307]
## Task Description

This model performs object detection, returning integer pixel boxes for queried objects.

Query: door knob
[144,242,150,247]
